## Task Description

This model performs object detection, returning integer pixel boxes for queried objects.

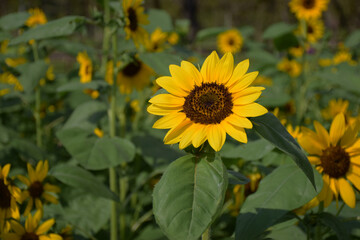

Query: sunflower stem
[32,41,42,148]
[335,201,345,216]
[202,227,211,240]
[314,201,324,240]
[101,0,111,74]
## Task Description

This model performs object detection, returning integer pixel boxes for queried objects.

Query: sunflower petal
[2,164,11,178]
[308,156,321,165]
[221,121,247,144]
[338,178,356,208]
[207,125,226,151]
[149,94,185,106]
[233,91,262,105]
[341,119,360,148]
[201,51,219,83]
[229,71,259,93]
[179,124,199,149]
[215,52,234,84]
[233,103,268,117]
[153,112,186,129]
[181,61,202,86]
[17,175,31,186]
[10,220,25,235]
[225,114,253,129]
[164,119,192,144]
[36,219,55,235]
[169,64,195,92]
[313,121,330,148]
[227,59,249,87]
[43,183,61,193]
[346,171,360,191]
[2,233,21,240]
[156,76,188,97]
[192,124,208,148]
[329,113,346,146]
[147,104,182,116]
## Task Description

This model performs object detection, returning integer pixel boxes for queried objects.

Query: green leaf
[345,30,360,48]
[10,16,85,45]
[0,12,30,31]
[319,212,350,240]
[228,170,250,185]
[250,112,315,188]
[51,164,118,201]
[235,164,323,240]
[0,31,12,42]
[144,9,173,33]
[139,52,181,76]
[10,139,45,161]
[195,27,227,42]
[16,61,48,92]
[263,22,296,39]
[247,49,278,66]
[153,153,228,240]
[57,128,136,170]
[257,86,292,107]
[221,138,274,160]
[273,33,298,51]
[57,80,108,93]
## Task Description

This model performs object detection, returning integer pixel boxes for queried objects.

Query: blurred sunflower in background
[76,52,92,83]
[18,160,60,216]
[25,8,47,27]
[123,0,149,46]
[298,113,360,208]
[321,99,350,121]
[145,28,168,52]
[297,18,324,43]
[277,58,302,77]
[217,29,243,54]
[289,0,329,20]
[167,32,179,45]
[117,58,153,94]
[148,51,267,151]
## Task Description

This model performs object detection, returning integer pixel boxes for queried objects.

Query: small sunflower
[18,160,60,216]
[298,113,360,208]
[145,28,168,52]
[333,50,357,66]
[277,58,302,77]
[123,0,149,46]
[76,52,92,84]
[167,32,179,45]
[297,18,324,43]
[289,0,329,20]
[321,99,350,121]
[116,58,153,94]
[3,210,61,240]
[147,51,268,151]
[217,29,243,54]
[25,8,47,27]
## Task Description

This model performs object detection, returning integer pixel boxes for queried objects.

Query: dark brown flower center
[307,25,314,34]
[320,145,350,178]
[228,38,235,46]
[85,64,91,75]
[29,181,44,199]
[0,179,11,209]
[183,83,233,124]
[302,0,315,9]
[122,60,141,77]
[128,7,138,31]
[21,232,39,240]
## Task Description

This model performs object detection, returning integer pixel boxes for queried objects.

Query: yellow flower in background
[3,210,61,240]
[289,45,305,58]
[289,0,329,20]
[0,40,9,53]
[277,58,302,77]
[297,18,324,43]
[18,160,60,216]
[25,8,47,27]
[145,28,168,52]
[217,29,243,54]
[167,32,179,45]
[321,99,349,121]
[0,72,23,92]
[298,113,360,208]
[0,89,10,97]
[131,99,141,113]
[83,89,100,99]
[5,57,27,67]
[116,58,153,94]
[105,60,114,85]
[252,75,273,86]
[286,124,302,139]
[333,49,356,66]
[76,52,92,83]
[147,51,268,151]
[123,0,149,46]
[318,58,332,67]
[94,128,104,138]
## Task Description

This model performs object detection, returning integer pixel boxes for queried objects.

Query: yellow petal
[215,52,234,84]
[338,178,356,208]
[308,156,321,165]
[36,219,55,235]
[149,94,185,106]
[341,119,360,148]
[169,64,195,92]
[192,124,208,148]
[3,233,21,240]
[164,119,192,144]
[10,220,25,235]
[35,160,43,175]
[153,112,186,129]
[207,125,226,151]
[346,172,360,191]
[43,183,61,193]
[18,175,31,186]
[200,51,219,83]
[221,121,248,144]
[232,86,265,99]
[156,76,188,97]
[147,104,182,116]
[298,127,324,155]
[38,160,48,182]
[229,71,258,93]
[42,193,58,204]
[35,198,43,210]
[233,91,262,106]
[2,164,11,178]
[23,198,33,217]
[27,163,36,182]
[329,177,339,198]
[181,60,203,86]
[227,59,249,87]
[313,121,330,148]
[225,114,253,129]
[179,124,199,149]
[233,103,268,117]
[329,113,346,146]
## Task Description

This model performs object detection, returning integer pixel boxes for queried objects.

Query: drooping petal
[227,59,249,87]
[308,156,321,165]
[221,121,247,144]
[147,104,182,116]
[43,183,61,193]
[298,127,325,156]
[169,64,195,92]
[181,60,203,86]
[152,112,186,129]
[9,220,25,235]
[341,119,360,148]
[36,219,55,235]
[215,52,234,84]
[233,103,268,117]
[200,51,219,83]
[179,124,200,149]
[156,76,188,97]
[329,113,346,146]
[149,94,185,106]
[229,71,259,93]
[207,125,226,151]
[346,171,360,191]
[338,178,356,208]
[224,114,253,129]
[192,124,208,148]
[313,121,330,148]
[164,119,192,144]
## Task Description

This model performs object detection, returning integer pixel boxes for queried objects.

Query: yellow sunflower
[116,58,153,94]
[147,51,268,151]
[298,113,360,208]
[18,160,60,216]
[286,124,302,139]
[0,164,20,236]
[3,210,61,240]
[277,58,302,77]
[167,32,179,45]
[145,28,168,52]
[333,50,357,66]
[321,99,349,121]
[76,52,92,83]
[217,29,243,54]
[289,0,329,20]
[25,8,47,27]
[297,18,324,43]
[5,57,27,67]
[123,0,149,46]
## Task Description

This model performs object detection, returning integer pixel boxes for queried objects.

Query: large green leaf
[144,9,173,33]
[153,153,228,240]
[250,112,315,187]
[221,138,274,160]
[345,30,360,48]
[57,80,108,93]
[319,212,350,240]
[57,128,135,170]
[195,27,227,42]
[262,22,296,39]
[0,12,29,31]
[235,164,323,240]
[51,164,118,201]
[16,61,48,92]
[139,52,181,76]
[10,16,85,45]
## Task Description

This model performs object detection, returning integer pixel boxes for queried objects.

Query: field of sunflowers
[0,0,360,239]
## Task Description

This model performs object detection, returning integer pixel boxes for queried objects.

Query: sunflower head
[26,8,47,27]
[277,58,302,78]
[289,0,329,20]
[76,52,92,83]
[321,99,350,121]
[217,29,243,54]
[147,51,268,152]
[145,28,168,52]
[296,18,324,43]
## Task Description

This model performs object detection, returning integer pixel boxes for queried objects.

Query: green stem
[202,227,211,240]
[101,0,111,74]
[315,201,324,240]
[119,172,127,239]
[335,202,345,216]
[32,41,42,148]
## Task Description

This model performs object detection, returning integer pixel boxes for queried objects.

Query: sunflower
[3,210,61,240]
[18,160,60,216]
[289,0,329,20]
[277,58,302,77]
[116,58,153,94]
[298,113,360,208]
[321,99,350,121]
[123,0,149,46]
[333,50,357,66]
[147,51,268,151]
[217,29,243,54]
[25,8,47,27]
[0,164,20,236]
[297,18,324,43]
[145,28,168,52]
[167,32,179,45]
[76,51,92,84]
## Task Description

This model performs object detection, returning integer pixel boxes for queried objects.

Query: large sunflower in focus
[298,113,360,208]
[147,51,268,151]
[123,0,149,46]
[217,29,243,54]
[289,0,329,20]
